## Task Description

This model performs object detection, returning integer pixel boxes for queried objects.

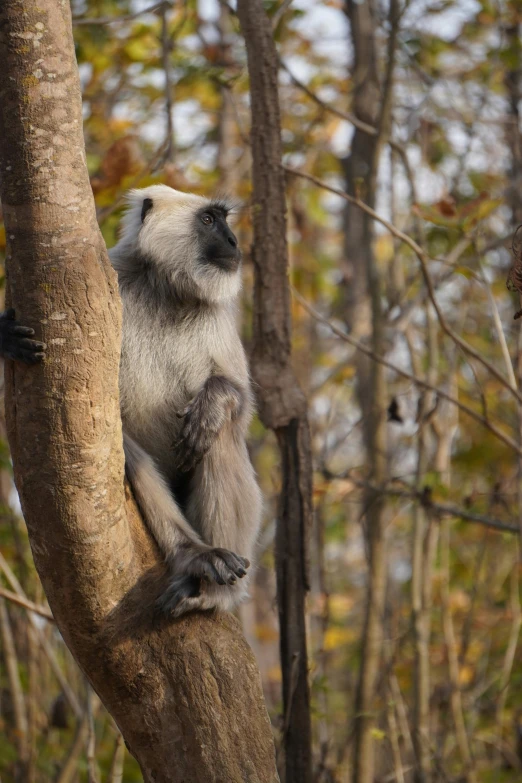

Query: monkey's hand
[173,376,243,473]
[0,309,46,364]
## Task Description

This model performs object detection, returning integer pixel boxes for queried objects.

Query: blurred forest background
[1,0,522,781]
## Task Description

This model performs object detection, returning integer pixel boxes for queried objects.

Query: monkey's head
[117,185,242,303]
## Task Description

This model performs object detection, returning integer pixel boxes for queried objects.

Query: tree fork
[0,2,278,781]
[237,2,314,782]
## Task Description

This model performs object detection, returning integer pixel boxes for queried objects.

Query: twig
[107,731,125,783]
[160,6,175,163]
[440,520,477,782]
[56,701,101,783]
[0,586,54,621]
[495,544,521,738]
[323,470,519,535]
[279,57,419,211]
[0,551,82,718]
[87,686,101,783]
[73,1,168,26]
[272,0,293,30]
[387,685,406,783]
[407,307,438,782]
[476,245,517,390]
[285,166,522,406]
[0,599,28,761]
[293,289,522,459]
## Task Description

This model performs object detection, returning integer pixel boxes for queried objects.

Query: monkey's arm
[124,433,249,615]
[173,375,244,473]
[0,309,46,363]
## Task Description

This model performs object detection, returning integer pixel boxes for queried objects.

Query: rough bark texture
[0,2,279,781]
[236,3,313,783]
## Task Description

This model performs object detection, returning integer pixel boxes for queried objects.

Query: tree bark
[236,3,313,783]
[0,2,279,781]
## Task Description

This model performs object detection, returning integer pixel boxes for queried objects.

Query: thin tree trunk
[342,2,396,780]
[0,2,278,781]
[504,3,522,229]
[407,313,438,783]
[236,2,313,782]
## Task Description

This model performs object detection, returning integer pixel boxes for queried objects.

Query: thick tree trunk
[0,2,279,781]
[236,3,313,783]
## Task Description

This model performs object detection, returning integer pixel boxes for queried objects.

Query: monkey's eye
[201,213,214,226]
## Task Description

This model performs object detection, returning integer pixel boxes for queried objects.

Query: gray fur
[111,185,262,616]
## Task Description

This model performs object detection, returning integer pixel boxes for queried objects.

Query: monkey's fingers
[1,310,36,336]
[9,325,36,337]
[172,432,213,473]
[211,548,249,580]
[172,443,202,473]
[5,350,45,364]
[15,338,46,351]
[192,550,235,585]
[3,336,47,364]
[189,548,249,587]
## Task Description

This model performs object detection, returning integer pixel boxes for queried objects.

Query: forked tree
[0,1,279,781]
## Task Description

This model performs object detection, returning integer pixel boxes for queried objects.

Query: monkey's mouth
[205,252,242,273]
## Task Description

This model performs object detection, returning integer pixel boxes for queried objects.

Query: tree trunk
[342,2,395,781]
[236,3,313,782]
[0,2,279,781]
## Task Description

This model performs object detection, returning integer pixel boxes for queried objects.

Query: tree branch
[0,587,54,621]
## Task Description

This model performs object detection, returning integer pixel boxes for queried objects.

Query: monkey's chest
[120,324,212,442]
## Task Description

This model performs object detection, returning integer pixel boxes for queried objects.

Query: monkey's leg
[184,432,263,614]
[123,433,249,616]
[173,375,244,473]
[0,309,46,363]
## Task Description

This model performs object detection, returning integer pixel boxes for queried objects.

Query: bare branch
[293,289,522,457]
[73,1,169,26]
[0,586,54,622]
[286,166,522,406]
[323,472,519,535]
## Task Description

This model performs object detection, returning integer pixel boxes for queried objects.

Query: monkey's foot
[0,309,46,364]
[156,574,201,616]
[158,549,250,616]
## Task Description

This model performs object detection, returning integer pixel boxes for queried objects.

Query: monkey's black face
[195,204,241,273]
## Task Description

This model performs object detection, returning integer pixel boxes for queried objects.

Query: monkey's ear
[141,198,153,223]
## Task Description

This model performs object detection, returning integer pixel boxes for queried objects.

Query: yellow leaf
[324,627,354,650]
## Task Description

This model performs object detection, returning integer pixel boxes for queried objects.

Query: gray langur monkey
[0,185,262,617]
